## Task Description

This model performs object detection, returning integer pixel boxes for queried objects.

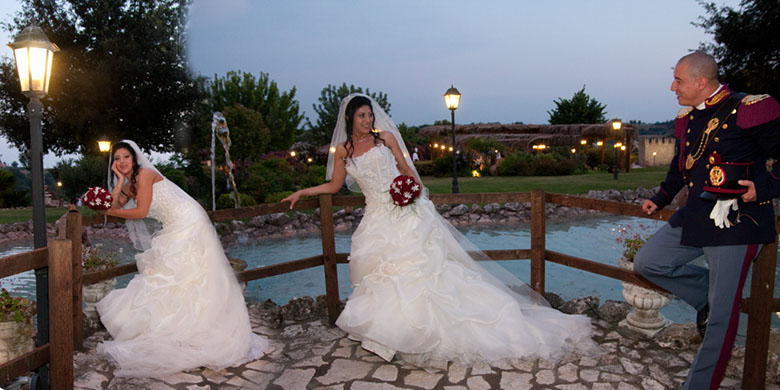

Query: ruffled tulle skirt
[96,213,266,378]
[335,198,596,367]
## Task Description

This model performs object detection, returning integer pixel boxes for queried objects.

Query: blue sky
[1,0,740,166]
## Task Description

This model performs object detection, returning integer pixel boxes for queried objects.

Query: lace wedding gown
[336,144,595,367]
[96,179,266,378]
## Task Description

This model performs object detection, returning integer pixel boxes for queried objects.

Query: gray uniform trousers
[634,223,760,390]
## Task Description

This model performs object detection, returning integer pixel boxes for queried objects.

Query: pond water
[2,215,778,344]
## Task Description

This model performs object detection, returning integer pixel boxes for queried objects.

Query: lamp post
[56,181,62,207]
[98,135,111,186]
[444,85,461,194]
[652,151,657,166]
[611,119,622,179]
[9,24,59,389]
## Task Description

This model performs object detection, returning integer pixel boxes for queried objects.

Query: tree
[219,103,271,163]
[208,71,304,152]
[307,83,390,146]
[695,0,780,98]
[547,86,607,124]
[0,0,202,155]
[53,154,105,201]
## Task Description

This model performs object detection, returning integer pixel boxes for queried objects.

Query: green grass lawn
[0,168,667,224]
[423,166,668,195]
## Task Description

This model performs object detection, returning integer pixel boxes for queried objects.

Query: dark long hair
[343,96,382,159]
[111,141,141,197]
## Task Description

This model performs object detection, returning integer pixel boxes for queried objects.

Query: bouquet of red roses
[82,187,112,211]
[389,175,421,207]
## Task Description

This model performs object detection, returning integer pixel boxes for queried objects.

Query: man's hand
[738,180,757,202]
[642,199,658,215]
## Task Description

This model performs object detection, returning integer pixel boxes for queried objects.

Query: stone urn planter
[0,292,35,364]
[82,278,117,320]
[618,256,672,337]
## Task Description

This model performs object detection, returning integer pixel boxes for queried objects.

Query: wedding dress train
[96,179,266,377]
[335,144,596,367]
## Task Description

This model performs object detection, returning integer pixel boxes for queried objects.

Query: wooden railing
[19,190,778,389]
[0,211,82,390]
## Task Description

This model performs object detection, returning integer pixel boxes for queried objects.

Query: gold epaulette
[741,94,771,106]
[676,106,694,119]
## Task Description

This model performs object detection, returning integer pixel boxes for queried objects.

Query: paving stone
[403,370,444,389]
[443,387,468,390]
[312,385,345,390]
[273,368,316,390]
[293,355,327,368]
[315,358,375,385]
[601,372,632,382]
[592,383,615,390]
[617,383,640,390]
[580,368,600,382]
[159,372,202,385]
[511,358,536,371]
[245,359,284,373]
[601,364,624,374]
[647,364,673,387]
[350,382,407,390]
[499,372,533,390]
[619,357,645,375]
[536,369,555,385]
[73,371,109,389]
[578,355,599,367]
[332,346,353,357]
[491,359,514,370]
[238,369,275,389]
[372,364,398,382]
[557,362,578,382]
[555,384,588,390]
[466,376,491,390]
[447,362,467,383]
[638,376,665,390]
[470,361,494,375]
[539,359,557,369]
[201,368,229,384]
[107,378,175,390]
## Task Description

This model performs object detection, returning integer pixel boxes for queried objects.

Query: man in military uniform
[635,52,780,389]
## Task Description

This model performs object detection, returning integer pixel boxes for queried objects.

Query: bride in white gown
[282,94,596,367]
[98,140,266,378]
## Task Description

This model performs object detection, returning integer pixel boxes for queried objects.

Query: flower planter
[82,278,117,320]
[0,319,35,364]
[618,256,672,337]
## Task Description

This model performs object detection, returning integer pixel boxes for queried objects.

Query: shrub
[0,288,35,323]
[413,160,436,176]
[431,154,470,177]
[265,191,293,203]
[82,243,121,271]
[217,192,257,209]
[497,152,533,176]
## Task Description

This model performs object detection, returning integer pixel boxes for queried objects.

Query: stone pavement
[66,298,780,390]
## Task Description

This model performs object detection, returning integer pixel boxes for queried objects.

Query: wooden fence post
[530,189,546,295]
[742,217,780,389]
[66,211,83,350]
[48,239,74,390]
[319,194,341,325]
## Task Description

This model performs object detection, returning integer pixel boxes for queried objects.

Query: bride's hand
[281,191,302,210]
[111,160,125,183]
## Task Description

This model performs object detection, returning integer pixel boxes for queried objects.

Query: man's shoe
[696,303,709,339]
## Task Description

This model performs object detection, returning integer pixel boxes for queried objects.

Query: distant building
[637,135,676,167]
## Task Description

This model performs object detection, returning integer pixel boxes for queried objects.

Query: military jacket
[650,86,780,246]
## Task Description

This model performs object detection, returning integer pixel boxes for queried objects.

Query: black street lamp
[611,119,622,179]
[98,135,112,186]
[444,85,461,194]
[8,23,59,389]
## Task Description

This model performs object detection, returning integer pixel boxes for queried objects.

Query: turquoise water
[2,215,778,343]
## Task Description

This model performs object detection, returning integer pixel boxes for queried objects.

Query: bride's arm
[105,169,159,219]
[381,133,422,184]
[282,145,348,209]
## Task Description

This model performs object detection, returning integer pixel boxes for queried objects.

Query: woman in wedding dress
[97,140,266,378]
[282,94,596,367]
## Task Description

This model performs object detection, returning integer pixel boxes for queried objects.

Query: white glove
[709,198,738,229]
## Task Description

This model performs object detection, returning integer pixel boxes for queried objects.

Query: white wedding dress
[96,179,266,378]
[336,144,596,367]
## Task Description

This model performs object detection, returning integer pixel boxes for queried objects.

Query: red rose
[81,187,113,211]
[389,175,421,207]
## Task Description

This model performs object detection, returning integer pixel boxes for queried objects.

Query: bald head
[677,52,719,86]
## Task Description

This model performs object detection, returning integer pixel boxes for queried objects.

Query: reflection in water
[2,215,777,345]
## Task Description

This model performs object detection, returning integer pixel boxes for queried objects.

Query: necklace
[353,134,372,144]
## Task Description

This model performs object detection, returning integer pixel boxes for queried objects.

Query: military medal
[709,166,725,186]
